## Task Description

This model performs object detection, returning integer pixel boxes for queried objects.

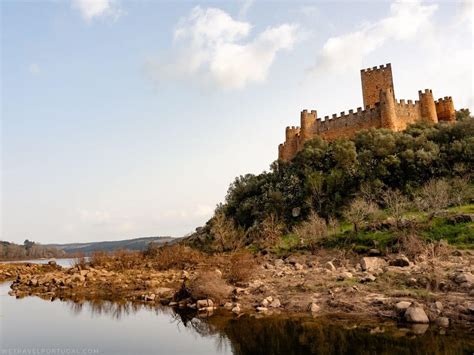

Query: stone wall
[361,64,395,108]
[278,64,456,161]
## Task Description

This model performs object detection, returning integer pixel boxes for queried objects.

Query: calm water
[0,258,86,268]
[1,260,474,355]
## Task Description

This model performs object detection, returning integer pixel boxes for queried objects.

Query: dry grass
[293,212,327,250]
[144,244,204,271]
[187,270,232,303]
[225,251,257,284]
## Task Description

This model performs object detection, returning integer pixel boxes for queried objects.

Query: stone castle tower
[278,63,456,161]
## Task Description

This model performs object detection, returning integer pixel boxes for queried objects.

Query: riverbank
[2,247,474,328]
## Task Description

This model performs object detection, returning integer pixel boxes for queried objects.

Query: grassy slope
[273,204,474,255]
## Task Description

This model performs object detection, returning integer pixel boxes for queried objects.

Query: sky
[1,0,473,244]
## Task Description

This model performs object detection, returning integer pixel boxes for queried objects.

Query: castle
[278,63,456,161]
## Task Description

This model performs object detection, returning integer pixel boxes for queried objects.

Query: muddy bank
[2,250,474,327]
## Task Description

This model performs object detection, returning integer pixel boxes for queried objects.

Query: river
[1,259,473,354]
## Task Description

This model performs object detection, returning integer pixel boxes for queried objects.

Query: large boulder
[404,304,429,323]
[360,257,387,271]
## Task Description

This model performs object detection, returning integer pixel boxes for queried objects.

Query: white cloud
[28,63,41,75]
[146,6,300,90]
[311,0,437,74]
[72,0,123,22]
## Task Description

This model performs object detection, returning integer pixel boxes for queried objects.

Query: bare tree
[293,212,327,250]
[449,177,473,206]
[382,189,410,228]
[210,211,245,252]
[344,197,380,234]
[414,179,451,219]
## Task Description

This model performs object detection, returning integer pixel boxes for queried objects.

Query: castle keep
[278,63,456,161]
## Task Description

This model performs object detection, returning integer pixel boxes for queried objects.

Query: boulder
[404,304,429,323]
[256,306,268,312]
[224,302,233,310]
[395,301,412,314]
[196,299,214,310]
[360,257,387,271]
[47,260,57,266]
[389,255,410,267]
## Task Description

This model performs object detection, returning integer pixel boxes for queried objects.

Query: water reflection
[59,297,474,355]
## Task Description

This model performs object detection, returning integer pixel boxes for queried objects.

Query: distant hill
[45,236,174,255]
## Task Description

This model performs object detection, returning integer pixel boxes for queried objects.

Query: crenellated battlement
[278,63,456,161]
[360,63,391,74]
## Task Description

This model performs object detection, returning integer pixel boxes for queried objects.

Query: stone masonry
[278,63,456,161]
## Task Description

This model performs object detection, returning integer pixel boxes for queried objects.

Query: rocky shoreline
[2,250,474,329]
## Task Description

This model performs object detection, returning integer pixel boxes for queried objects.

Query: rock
[360,257,387,271]
[47,260,57,266]
[467,303,474,314]
[232,305,241,314]
[196,299,214,310]
[368,249,382,256]
[261,299,269,307]
[309,303,320,313]
[28,278,38,287]
[389,255,410,267]
[359,274,376,283]
[256,306,268,312]
[395,301,412,314]
[436,317,449,328]
[224,302,234,310]
[325,262,336,271]
[144,294,155,301]
[294,263,304,271]
[404,304,429,323]
[454,273,474,284]
[434,301,443,313]
[270,299,281,308]
[337,272,353,281]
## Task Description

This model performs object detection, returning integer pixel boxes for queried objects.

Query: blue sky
[1,0,472,244]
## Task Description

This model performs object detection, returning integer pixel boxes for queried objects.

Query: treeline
[190,110,473,251]
[0,240,66,261]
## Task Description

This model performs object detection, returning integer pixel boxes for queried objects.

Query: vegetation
[0,240,66,260]
[188,113,474,253]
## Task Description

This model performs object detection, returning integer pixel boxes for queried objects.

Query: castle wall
[278,64,456,162]
[361,64,394,108]
[436,97,456,122]
[394,99,420,130]
[316,106,382,140]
